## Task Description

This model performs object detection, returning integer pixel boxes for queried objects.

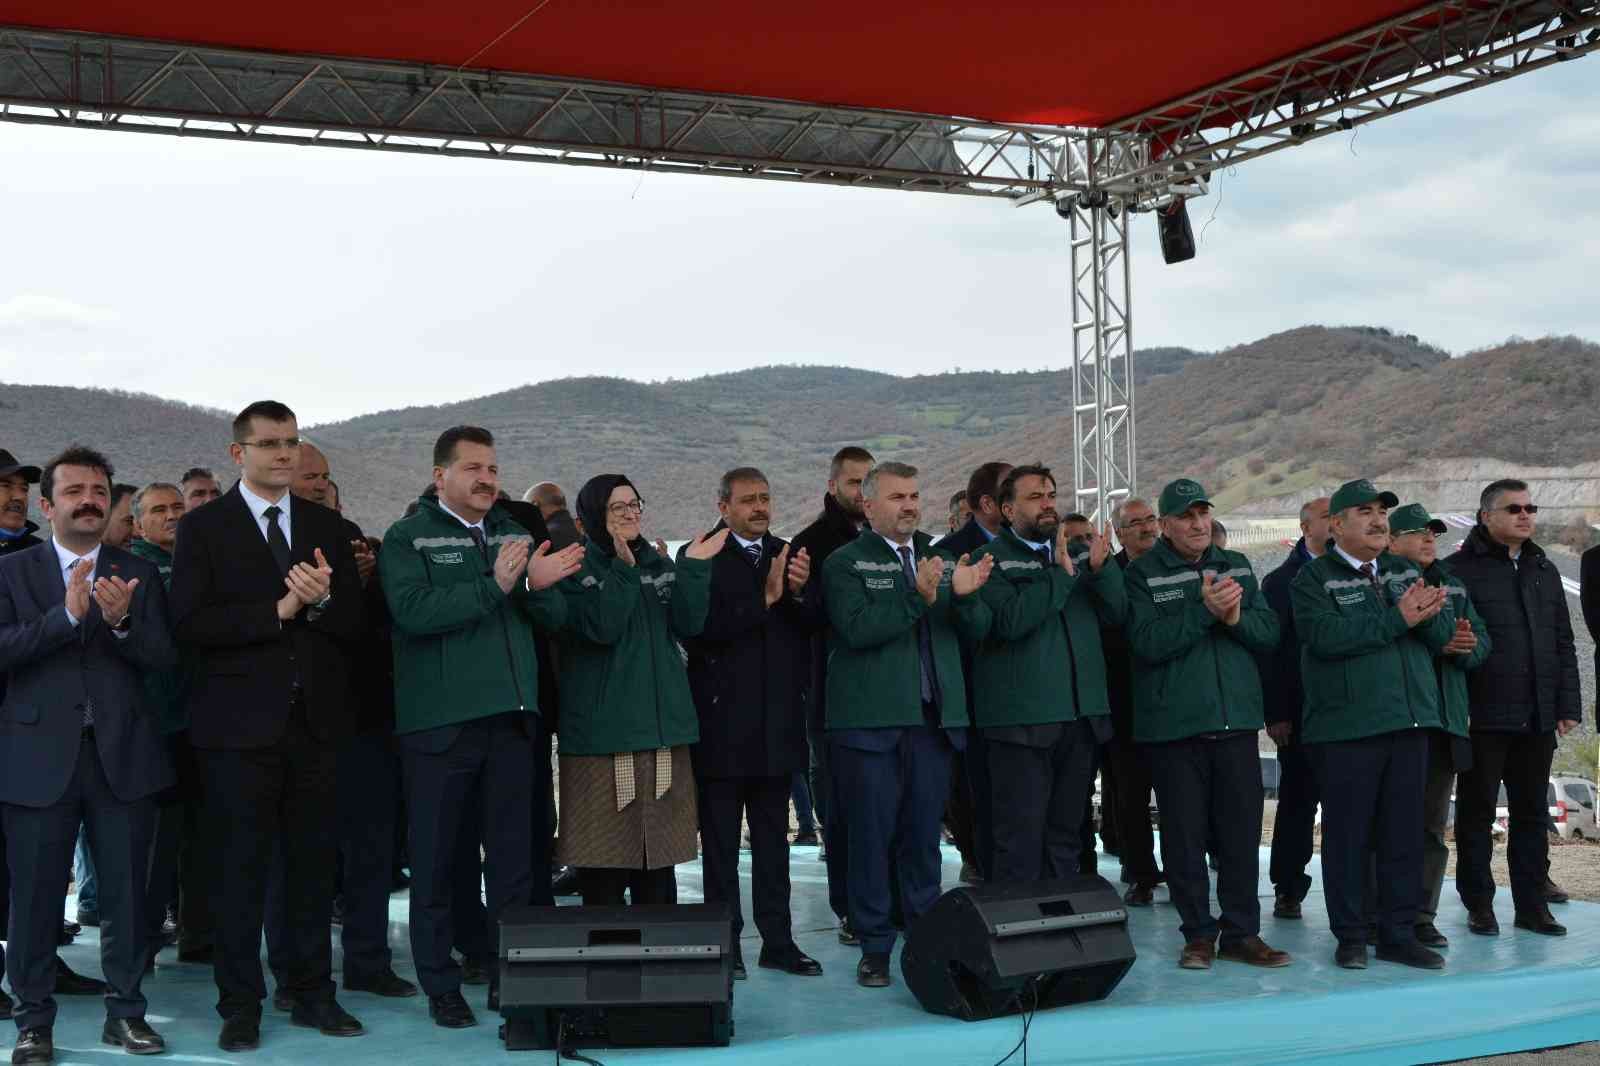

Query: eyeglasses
[607,499,645,517]
[1497,504,1538,515]
[239,438,303,451]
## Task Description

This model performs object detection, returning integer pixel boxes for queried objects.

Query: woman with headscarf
[554,474,729,904]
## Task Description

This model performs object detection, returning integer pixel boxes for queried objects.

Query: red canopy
[1,1,1443,126]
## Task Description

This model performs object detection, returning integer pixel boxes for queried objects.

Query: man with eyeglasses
[1260,497,1331,921]
[170,401,368,1052]
[1448,479,1582,938]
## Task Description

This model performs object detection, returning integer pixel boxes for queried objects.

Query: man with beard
[1,446,178,1061]
[1261,497,1331,921]
[1103,497,1164,905]
[789,445,873,942]
[1292,479,1451,971]
[822,462,992,988]
[1126,478,1288,972]
[967,465,1123,886]
[683,467,820,979]
[180,468,223,512]
[1450,479,1582,937]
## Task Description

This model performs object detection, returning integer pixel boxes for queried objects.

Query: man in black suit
[684,467,823,980]
[169,401,367,1052]
[0,445,178,1063]
[938,460,1012,883]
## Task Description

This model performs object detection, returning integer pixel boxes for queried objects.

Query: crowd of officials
[0,399,1594,1062]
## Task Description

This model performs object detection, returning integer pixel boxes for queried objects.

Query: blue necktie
[899,547,936,705]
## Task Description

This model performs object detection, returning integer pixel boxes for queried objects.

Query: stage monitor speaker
[901,875,1135,1021]
[1158,199,1196,264]
[497,903,734,1051]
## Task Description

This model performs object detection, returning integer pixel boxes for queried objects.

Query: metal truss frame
[1067,199,1135,526]
[1,1,1596,512]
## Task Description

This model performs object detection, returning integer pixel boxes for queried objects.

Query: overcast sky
[1,57,1596,426]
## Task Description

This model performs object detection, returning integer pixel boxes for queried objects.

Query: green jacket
[1421,558,1491,738]
[554,538,711,756]
[822,530,983,731]
[966,527,1126,727]
[128,539,188,735]
[1125,538,1279,743]
[380,497,566,735]
[1289,548,1452,743]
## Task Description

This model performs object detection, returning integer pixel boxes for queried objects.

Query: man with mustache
[1291,479,1452,971]
[683,467,821,980]
[0,451,44,560]
[1,446,178,1062]
[822,462,993,989]
[1449,479,1582,937]
[1126,478,1288,972]
[380,426,582,1030]
[966,465,1124,888]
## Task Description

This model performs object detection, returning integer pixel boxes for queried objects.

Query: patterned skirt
[556,745,698,870]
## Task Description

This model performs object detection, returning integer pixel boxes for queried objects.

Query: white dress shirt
[238,480,294,549]
[437,498,487,536]
[53,539,102,626]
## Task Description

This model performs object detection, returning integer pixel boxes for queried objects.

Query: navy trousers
[986,720,1098,884]
[1268,742,1319,903]
[830,725,955,957]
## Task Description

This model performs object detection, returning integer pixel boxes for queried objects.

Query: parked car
[1494,778,1596,840]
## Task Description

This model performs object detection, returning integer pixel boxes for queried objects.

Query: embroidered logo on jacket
[429,551,465,565]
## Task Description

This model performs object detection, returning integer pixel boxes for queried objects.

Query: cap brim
[0,464,40,484]
[1376,491,1399,508]
[1426,519,1448,534]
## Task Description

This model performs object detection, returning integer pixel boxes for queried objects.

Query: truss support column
[1068,199,1135,527]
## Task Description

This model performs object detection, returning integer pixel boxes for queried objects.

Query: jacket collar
[820,491,864,538]
[1151,535,1219,571]
[1463,522,1545,561]
[1292,536,1315,564]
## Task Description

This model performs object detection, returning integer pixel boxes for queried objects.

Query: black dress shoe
[459,958,491,986]
[1124,883,1155,907]
[54,957,108,996]
[76,908,102,928]
[487,985,500,1013]
[290,999,364,1037]
[792,830,820,846]
[429,991,477,1029]
[344,969,419,998]
[218,1014,260,1053]
[1544,877,1570,905]
[1467,907,1501,936]
[177,944,215,964]
[0,988,12,1021]
[1514,910,1568,937]
[758,947,822,976]
[58,922,78,946]
[837,918,859,946]
[12,1026,52,1065]
[273,988,297,1012]
[856,953,891,988]
[550,866,581,897]
[102,1017,167,1055]
[730,952,747,981]
[390,868,411,893]
[1413,922,1449,949]
[1375,941,1445,970]
[1272,893,1301,920]
[330,897,345,925]
[1333,942,1368,970]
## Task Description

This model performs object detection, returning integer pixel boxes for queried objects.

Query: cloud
[0,293,118,334]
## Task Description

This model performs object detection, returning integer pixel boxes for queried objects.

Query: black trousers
[172,737,214,955]
[451,798,490,965]
[529,722,555,908]
[1309,730,1426,946]
[403,716,533,998]
[1146,733,1262,945]
[577,866,677,906]
[1095,741,1120,856]
[4,736,155,1031]
[336,729,400,981]
[1106,735,1161,886]
[1268,742,1318,902]
[807,701,849,921]
[0,810,8,989]
[199,707,338,1020]
[987,721,1098,884]
[697,775,794,951]
[1456,729,1557,916]
[946,747,981,873]
[144,784,182,940]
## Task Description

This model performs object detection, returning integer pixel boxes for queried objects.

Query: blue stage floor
[36,845,1600,1065]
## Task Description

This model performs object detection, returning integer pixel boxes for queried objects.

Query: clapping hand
[64,558,93,623]
[951,553,994,597]
[914,555,944,606]
[1397,580,1446,628]
[1053,524,1077,576]
[1441,617,1477,656]
[683,528,731,561]
[351,538,377,586]
[1087,525,1111,573]
[493,538,532,594]
[764,544,790,608]
[280,548,334,620]
[92,571,140,626]
[786,547,811,596]
[527,540,585,590]
[1202,572,1243,625]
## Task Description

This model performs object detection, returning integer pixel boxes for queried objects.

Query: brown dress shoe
[1178,939,1215,970]
[1123,883,1155,907]
[1218,935,1292,968]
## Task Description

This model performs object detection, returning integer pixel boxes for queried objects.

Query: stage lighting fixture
[1157,199,1196,264]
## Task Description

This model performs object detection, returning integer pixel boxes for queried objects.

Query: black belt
[82,725,95,743]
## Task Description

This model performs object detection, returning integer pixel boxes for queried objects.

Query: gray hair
[132,482,181,519]
[717,466,769,503]
[862,461,918,500]
[1111,496,1152,529]
[1478,478,1529,519]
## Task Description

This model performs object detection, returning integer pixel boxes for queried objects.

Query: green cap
[1329,478,1399,515]
[1158,477,1211,517]
[1389,503,1448,536]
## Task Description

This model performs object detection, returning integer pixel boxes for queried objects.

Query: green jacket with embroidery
[822,530,984,731]
[965,527,1126,727]
[554,538,711,756]
[380,496,566,734]
[1125,538,1279,743]
[1289,548,1452,744]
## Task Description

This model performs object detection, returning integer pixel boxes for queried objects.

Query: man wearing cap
[1126,478,1289,971]
[1387,503,1489,949]
[1291,479,1453,971]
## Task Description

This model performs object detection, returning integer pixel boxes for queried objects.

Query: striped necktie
[744,541,761,567]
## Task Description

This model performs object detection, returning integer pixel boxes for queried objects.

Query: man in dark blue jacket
[1260,496,1330,920]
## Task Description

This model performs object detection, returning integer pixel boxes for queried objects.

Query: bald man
[524,481,579,550]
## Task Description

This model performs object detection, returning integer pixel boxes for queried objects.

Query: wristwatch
[110,614,132,633]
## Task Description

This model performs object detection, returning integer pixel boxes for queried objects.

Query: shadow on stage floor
[37,845,1600,1065]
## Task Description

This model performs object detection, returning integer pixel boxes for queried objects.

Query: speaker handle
[506,945,724,962]
[992,909,1128,938]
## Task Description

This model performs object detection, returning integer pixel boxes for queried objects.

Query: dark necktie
[1361,561,1379,588]
[469,526,490,563]
[744,541,762,568]
[262,505,291,575]
[1038,544,1053,566]
[898,546,936,706]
